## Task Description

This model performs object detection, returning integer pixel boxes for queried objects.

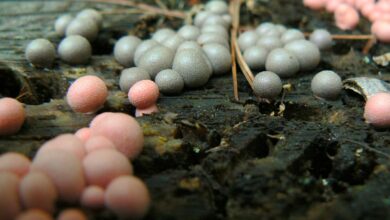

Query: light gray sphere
[253,71,283,99]
[311,70,342,100]
[178,25,201,41]
[202,43,231,75]
[309,29,333,50]
[194,11,212,27]
[262,28,281,38]
[155,69,184,94]
[281,29,305,44]
[138,46,175,78]
[54,14,73,36]
[65,18,98,42]
[172,49,212,88]
[152,28,176,43]
[266,48,300,78]
[58,35,91,65]
[255,22,275,35]
[205,0,229,15]
[114,35,141,67]
[257,37,283,51]
[238,31,259,51]
[162,34,186,52]
[284,39,321,71]
[119,67,150,93]
[222,14,232,25]
[275,24,287,34]
[134,39,160,67]
[76,8,103,28]
[243,46,268,71]
[198,33,229,49]
[203,15,229,29]
[177,41,202,51]
[201,24,229,39]
[25,38,56,68]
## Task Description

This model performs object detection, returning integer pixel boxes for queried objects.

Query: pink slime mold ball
[128,80,159,109]
[75,127,91,143]
[371,20,390,42]
[81,185,105,209]
[66,75,108,113]
[0,97,25,136]
[0,152,31,177]
[364,92,390,128]
[334,4,360,30]
[326,0,343,12]
[354,0,374,9]
[303,0,327,10]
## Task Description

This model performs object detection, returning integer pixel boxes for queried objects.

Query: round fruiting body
[155,69,184,94]
[89,112,144,159]
[364,92,390,128]
[0,97,25,136]
[55,14,73,36]
[257,37,283,51]
[138,46,175,78]
[202,43,231,75]
[172,48,212,88]
[311,70,342,100]
[36,134,86,160]
[284,39,320,71]
[256,22,275,35]
[76,8,103,28]
[238,31,258,51]
[198,33,229,48]
[194,11,212,27]
[114,35,141,67]
[371,20,390,43]
[205,0,229,14]
[266,48,300,78]
[334,4,360,30]
[162,34,186,52]
[75,127,91,143]
[152,28,176,43]
[280,29,305,44]
[203,15,229,29]
[134,40,160,67]
[177,41,202,51]
[0,172,21,220]
[81,185,105,209]
[119,67,150,93]
[58,35,92,65]
[16,210,53,220]
[201,24,229,39]
[84,136,116,153]
[57,209,87,220]
[309,29,333,50]
[0,152,30,177]
[253,71,283,99]
[303,0,327,10]
[66,18,98,42]
[66,75,108,113]
[25,39,56,68]
[178,25,201,41]
[128,80,159,108]
[243,46,268,71]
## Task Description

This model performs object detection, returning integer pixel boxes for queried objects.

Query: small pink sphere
[84,136,116,153]
[135,104,159,117]
[0,152,31,177]
[371,20,390,43]
[354,0,374,9]
[19,172,58,213]
[128,80,159,109]
[75,127,91,143]
[105,176,150,219]
[367,10,382,22]
[57,209,87,220]
[83,148,133,188]
[334,4,360,30]
[36,134,86,160]
[31,149,86,203]
[80,185,105,209]
[377,0,390,13]
[89,112,144,159]
[66,75,108,113]
[303,0,327,10]
[0,172,21,220]
[361,3,376,17]
[364,92,390,128]
[326,0,343,12]
[16,210,53,220]
[0,97,25,136]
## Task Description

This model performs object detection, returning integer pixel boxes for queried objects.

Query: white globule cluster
[114,0,232,95]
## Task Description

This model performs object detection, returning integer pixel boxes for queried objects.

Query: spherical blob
[105,176,150,219]
[243,46,268,71]
[25,38,56,68]
[309,29,333,50]
[266,48,300,78]
[55,14,73,36]
[371,20,390,43]
[0,152,30,177]
[19,171,58,213]
[16,210,53,220]
[138,46,175,78]
[77,8,103,28]
[257,37,283,51]
[255,22,275,35]
[173,48,212,88]
[84,136,116,153]
[205,0,229,14]
[57,209,87,220]
[178,25,201,41]
[75,127,91,143]
[81,185,105,209]
[194,11,212,27]
[177,41,202,51]
[66,75,108,113]
[281,29,305,44]
[253,71,282,99]
[89,112,144,159]
[119,67,150,93]
[334,4,360,30]
[201,24,229,39]
[31,148,85,203]
[162,34,186,52]
[58,35,92,65]
[311,70,342,100]
[284,39,320,71]
[128,79,159,108]
[155,69,184,94]
[238,31,259,51]
[364,92,390,128]
[36,134,86,160]
[66,18,98,42]
[134,40,160,66]
[202,43,232,75]
[152,28,176,43]
[198,33,229,48]
[0,97,25,136]
[0,172,21,220]
[303,0,327,10]
[114,35,142,67]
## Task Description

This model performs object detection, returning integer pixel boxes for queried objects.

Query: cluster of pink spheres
[0,112,150,220]
[304,0,390,42]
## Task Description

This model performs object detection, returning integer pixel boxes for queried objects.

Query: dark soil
[0,0,389,219]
